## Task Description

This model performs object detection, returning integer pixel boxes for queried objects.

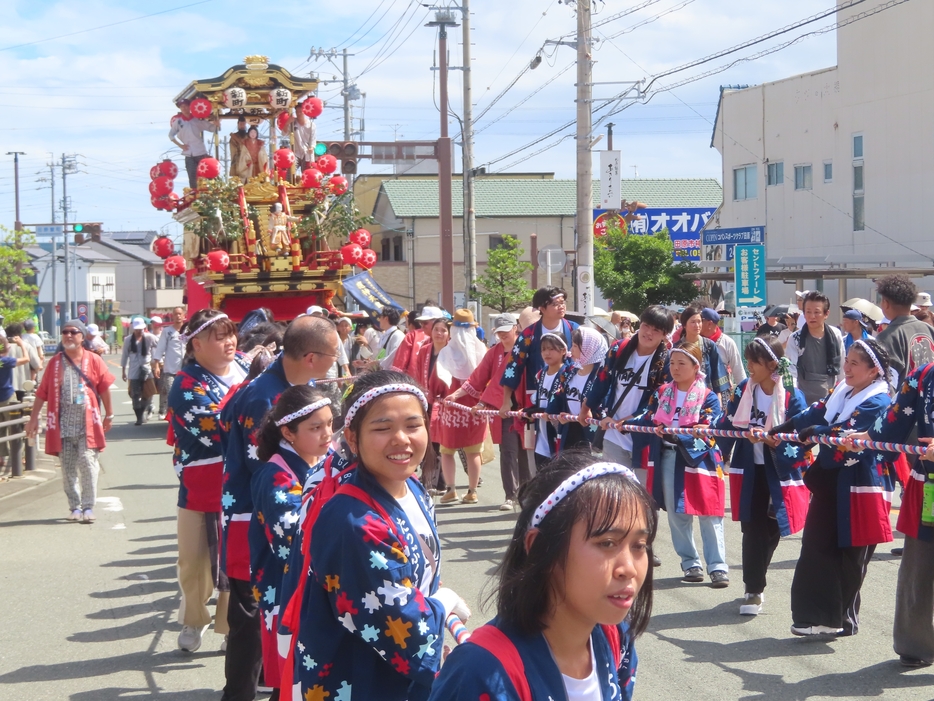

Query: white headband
[529,462,640,531]
[275,398,332,427]
[343,383,429,430]
[541,332,568,350]
[752,336,779,364]
[181,313,229,344]
[670,347,700,366]
[852,339,884,376]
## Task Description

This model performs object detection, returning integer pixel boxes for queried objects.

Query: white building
[709,0,934,312]
[28,245,116,331]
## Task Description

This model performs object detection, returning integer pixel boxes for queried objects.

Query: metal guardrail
[0,400,36,478]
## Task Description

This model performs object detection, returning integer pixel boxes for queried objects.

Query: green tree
[594,226,700,312]
[475,235,534,312]
[0,227,38,324]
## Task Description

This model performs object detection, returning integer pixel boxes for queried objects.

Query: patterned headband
[670,347,700,366]
[343,383,429,430]
[529,462,640,531]
[275,398,332,427]
[752,336,779,364]
[852,339,884,376]
[181,313,229,344]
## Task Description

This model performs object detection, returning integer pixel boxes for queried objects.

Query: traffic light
[72,223,102,244]
[325,141,358,174]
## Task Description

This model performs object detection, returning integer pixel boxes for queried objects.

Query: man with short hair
[21,319,44,377]
[841,308,871,352]
[169,98,220,188]
[5,323,40,400]
[756,314,786,339]
[292,107,317,171]
[700,308,746,391]
[500,286,579,414]
[786,291,844,405]
[374,306,405,370]
[153,306,187,420]
[876,274,934,386]
[25,320,114,522]
[219,315,340,701]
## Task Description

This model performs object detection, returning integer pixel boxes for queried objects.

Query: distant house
[88,235,184,317]
[28,245,116,332]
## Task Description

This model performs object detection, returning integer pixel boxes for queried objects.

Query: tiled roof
[96,236,164,264]
[377,178,722,218]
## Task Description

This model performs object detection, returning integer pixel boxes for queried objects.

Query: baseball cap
[131,317,147,330]
[150,315,162,325]
[492,313,519,333]
[86,323,101,337]
[306,305,327,317]
[416,306,445,322]
[700,308,720,323]
[842,309,863,321]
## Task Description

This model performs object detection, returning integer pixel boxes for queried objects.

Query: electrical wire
[474,61,575,135]
[357,6,433,78]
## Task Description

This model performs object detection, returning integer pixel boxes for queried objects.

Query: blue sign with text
[734,244,766,307]
[702,226,764,261]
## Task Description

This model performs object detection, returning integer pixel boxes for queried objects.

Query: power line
[474,61,574,135]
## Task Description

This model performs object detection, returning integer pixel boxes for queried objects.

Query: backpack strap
[467,625,532,701]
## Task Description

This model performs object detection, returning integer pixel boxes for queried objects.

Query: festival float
[148,55,384,321]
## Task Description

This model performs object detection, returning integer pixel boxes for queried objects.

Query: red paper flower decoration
[206,249,230,272]
[164,255,187,277]
[301,168,324,189]
[302,97,324,119]
[328,175,349,196]
[274,148,296,170]
[196,157,221,179]
[358,248,377,270]
[190,98,213,119]
[316,154,338,174]
[349,228,371,248]
[152,236,174,258]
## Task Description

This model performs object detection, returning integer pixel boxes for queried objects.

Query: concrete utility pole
[309,47,357,141]
[343,48,352,141]
[61,154,79,323]
[575,0,595,315]
[461,0,477,305]
[6,151,25,230]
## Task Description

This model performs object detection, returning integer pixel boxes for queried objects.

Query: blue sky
[0,0,839,237]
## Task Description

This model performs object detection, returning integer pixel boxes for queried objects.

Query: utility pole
[461,0,477,306]
[61,154,78,323]
[343,48,352,140]
[310,47,358,142]
[6,151,25,230]
[427,10,459,311]
[575,0,594,315]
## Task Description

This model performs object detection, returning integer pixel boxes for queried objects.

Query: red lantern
[190,98,213,119]
[316,153,337,174]
[358,248,377,270]
[302,97,324,119]
[274,148,296,171]
[206,249,230,272]
[196,157,221,179]
[349,228,371,248]
[152,236,174,259]
[150,176,174,197]
[276,111,291,131]
[340,242,363,266]
[164,255,187,277]
[159,159,179,179]
[163,192,179,210]
[328,175,349,196]
[151,196,165,210]
[301,168,324,189]
[150,165,161,180]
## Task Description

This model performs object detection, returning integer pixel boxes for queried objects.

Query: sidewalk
[0,436,59,502]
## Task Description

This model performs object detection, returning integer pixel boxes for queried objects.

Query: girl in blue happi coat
[527,333,574,469]
[715,337,811,617]
[551,327,608,452]
[282,370,470,701]
[250,385,334,700]
[429,448,656,701]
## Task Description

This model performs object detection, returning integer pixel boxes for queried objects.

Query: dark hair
[679,304,704,329]
[744,336,784,366]
[876,274,918,308]
[182,309,238,356]
[380,307,402,326]
[283,315,337,360]
[532,286,567,310]
[407,310,420,329]
[238,321,278,352]
[801,290,830,313]
[494,449,656,637]
[5,322,23,338]
[256,385,332,462]
[246,347,275,382]
[571,328,584,348]
[847,336,891,381]
[341,369,427,436]
[914,310,934,327]
[639,305,674,335]
[539,334,567,353]
[248,126,259,136]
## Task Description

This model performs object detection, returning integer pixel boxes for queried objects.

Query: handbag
[142,376,158,400]
[592,356,650,452]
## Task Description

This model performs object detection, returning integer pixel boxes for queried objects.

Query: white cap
[86,324,101,337]
[306,305,327,317]
[131,317,147,330]
[150,315,162,325]
[416,306,445,322]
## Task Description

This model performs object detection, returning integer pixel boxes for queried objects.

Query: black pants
[221,577,263,701]
[791,468,874,634]
[185,154,206,189]
[741,463,780,594]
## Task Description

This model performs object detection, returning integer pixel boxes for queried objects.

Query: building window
[853,164,864,192]
[794,165,812,190]
[853,195,865,231]
[488,235,505,251]
[733,165,757,200]
[156,272,163,289]
[853,134,864,159]
[766,162,783,186]
[824,161,833,182]
[380,237,391,261]
[392,236,403,261]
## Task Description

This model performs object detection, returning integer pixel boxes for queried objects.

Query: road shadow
[89,580,177,599]
[104,483,176,491]
[101,556,177,569]
[128,543,177,556]
[134,515,176,524]
[129,533,175,542]
[70,688,218,700]
[85,595,176,622]
[0,518,73,528]
[0,650,204,686]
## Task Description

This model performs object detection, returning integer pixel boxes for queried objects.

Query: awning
[343,271,405,314]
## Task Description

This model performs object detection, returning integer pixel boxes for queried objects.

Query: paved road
[1,375,933,699]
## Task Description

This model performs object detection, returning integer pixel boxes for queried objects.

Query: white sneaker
[68,509,82,521]
[791,624,843,637]
[740,592,763,616]
[499,499,515,511]
[220,634,228,652]
[81,509,95,523]
[178,625,203,652]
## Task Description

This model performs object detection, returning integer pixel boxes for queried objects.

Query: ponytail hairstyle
[256,385,332,462]
[745,336,794,390]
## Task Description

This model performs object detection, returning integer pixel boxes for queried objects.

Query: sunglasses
[62,330,82,336]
